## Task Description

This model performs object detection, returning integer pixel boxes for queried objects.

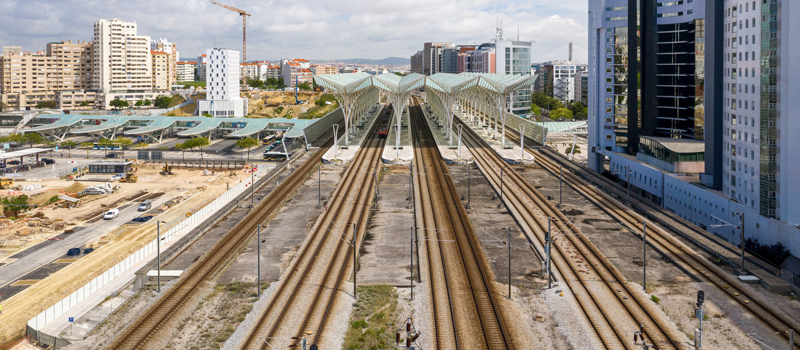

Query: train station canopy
[462,73,537,145]
[314,72,378,145]
[372,73,425,154]
[536,121,588,135]
[425,74,482,144]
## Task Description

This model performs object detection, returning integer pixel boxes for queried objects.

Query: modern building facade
[283,60,313,87]
[310,65,337,75]
[586,0,800,260]
[92,19,152,93]
[0,52,57,110]
[422,42,455,75]
[550,60,583,102]
[46,40,93,92]
[495,38,532,115]
[197,49,248,117]
[2,46,21,56]
[462,44,496,73]
[410,51,423,74]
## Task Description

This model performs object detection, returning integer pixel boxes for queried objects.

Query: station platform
[381,107,413,164]
[322,103,384,164]
[419,103,473,165]
[454,106,534,165]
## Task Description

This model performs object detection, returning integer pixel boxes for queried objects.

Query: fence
[26,324,71,349]
[27,164,271,335]
[503,112,547,145]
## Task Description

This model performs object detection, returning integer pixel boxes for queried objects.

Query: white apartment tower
[722,0,799,222]
[151,38,179,86]
[92,18,152,93]
[494,21,533,116]
[198,48,248,117]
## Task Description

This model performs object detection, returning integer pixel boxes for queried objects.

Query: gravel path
[544,284,604,350]
[222,280,280,350]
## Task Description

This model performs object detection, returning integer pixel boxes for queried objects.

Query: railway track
[514,134,800,347]
[410,98,513,350]
[104,133,336,350]
[237,106,391,349]
[448,114,687,349]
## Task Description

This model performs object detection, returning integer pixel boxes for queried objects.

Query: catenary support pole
[508,227,512,300]
[740,213,745,276]
[547,217,552,289]
[257,225,261,297]
[157,220,161,292]
[410,227,414,300]
[352,222,358,299]
[558,165,563,208]
[643,220,647,291]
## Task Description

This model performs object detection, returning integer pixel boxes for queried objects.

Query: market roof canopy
[372,73,425,94]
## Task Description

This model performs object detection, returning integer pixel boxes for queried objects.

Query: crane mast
[209,0,251,90]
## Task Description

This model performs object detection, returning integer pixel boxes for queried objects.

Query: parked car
[106,153,118,158]
[83,248,95,254]
[138,199,153,211]
[41,158,55,165]
[103,208,119,220]
[7,160,20,165]
[67,248,82,256]
[132,215,153,223]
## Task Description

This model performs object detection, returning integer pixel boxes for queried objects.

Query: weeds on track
[342,285,398,350]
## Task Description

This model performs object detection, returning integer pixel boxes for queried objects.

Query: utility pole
[351,222,358,299]
[466,161,471,209]
[546,217,552,289]
[457,124,463,161]
[507,227,512,300]
[251,164,255,207]
[643,220,647,291]
[735,212,746,275]
[627,166,631,205]
[257,225,261,297]
[317,164,321,209]
[498,166,506,209]
[410,227,414,300]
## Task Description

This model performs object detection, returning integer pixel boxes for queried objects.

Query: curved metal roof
[372,73,425,94]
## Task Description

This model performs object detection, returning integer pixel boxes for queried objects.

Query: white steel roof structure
[425,74,480,145]
[463,73,538,145]
[372,73,425,160]
[313,73,378,146]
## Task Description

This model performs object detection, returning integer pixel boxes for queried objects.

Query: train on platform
[377,127,388,138]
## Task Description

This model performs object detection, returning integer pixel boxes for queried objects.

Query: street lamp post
[332,124,339,160]
[498,166,506,209]
[518,124,526,161]
[457,124,463,161]
[734,212,745,275]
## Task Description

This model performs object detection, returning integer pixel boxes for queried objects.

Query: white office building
[197,48,248,117]
[550,60,583,102]
[494,23,532,116]
[92,18,152,93]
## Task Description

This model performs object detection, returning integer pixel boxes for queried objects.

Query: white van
[138,199,153,211]
[103,209,119,220]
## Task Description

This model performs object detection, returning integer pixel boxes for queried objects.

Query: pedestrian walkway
[453,106,534,164]
[381,106,413,164]
[322,103,384,164]
[419,103,473,164]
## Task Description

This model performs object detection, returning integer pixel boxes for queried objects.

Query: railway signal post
[695,290,705,349]
[643,220,647,291]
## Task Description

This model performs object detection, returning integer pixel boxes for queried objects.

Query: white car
[103,209,119,220]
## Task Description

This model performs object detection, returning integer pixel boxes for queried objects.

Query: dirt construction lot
[0,165,252,345]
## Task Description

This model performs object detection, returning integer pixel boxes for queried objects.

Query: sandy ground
[0,166,251,344]
[0,165,249,261]
[249,91,323,118]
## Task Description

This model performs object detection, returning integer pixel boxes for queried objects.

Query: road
[0,194,173,299]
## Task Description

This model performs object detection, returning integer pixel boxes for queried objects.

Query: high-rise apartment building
[46,40,93,91]
[176,61,195,82]
[0,52,57,109]
[282,60,313,87]
[197,48,248,117]
[151,51,170,92]
[92,19,152,93]
[410,51,423,74]
[151,38,178,86]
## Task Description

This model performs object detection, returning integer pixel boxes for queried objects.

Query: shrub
[651,295,660,303]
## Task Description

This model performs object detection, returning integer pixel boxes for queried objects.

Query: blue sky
[0,0,589,63]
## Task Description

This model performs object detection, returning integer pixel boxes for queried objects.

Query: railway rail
[104,131,337,350]
[238,106,391,349]
[512,133,800,348]
[449,114,687,349]
[410,97,514,350]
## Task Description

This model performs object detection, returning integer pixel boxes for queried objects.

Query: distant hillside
[310,57,409,65]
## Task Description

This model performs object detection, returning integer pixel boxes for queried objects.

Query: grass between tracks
[166,281,269,350]
[342,285,398,350]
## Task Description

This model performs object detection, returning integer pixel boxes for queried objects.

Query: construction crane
[209,0,251,90]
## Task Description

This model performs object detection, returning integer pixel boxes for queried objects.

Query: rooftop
[640,136,705,154]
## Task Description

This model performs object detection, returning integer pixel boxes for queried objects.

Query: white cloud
[0,0,588,63]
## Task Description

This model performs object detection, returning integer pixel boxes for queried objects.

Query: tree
[202,113,213,118]
[2,195,29,217]
[192,137,210,162]
[60,140,77,157]
[35,101,57,109]
[153,95,172,109]
[550,107,573,120]
[116,137,134,158]
[235,137,259,161]
[531,104,541,116]
[175,142,187,160]
[565,143,581,155]
[134,141,148,150]
[23,133,43,148]
[80,141,94,158]
[110,98,128,110]
[79,101,91,107]
[97,138,117,156]
[135,100,144,108]
[143,99,152,107]
[0,102,5,112]
[297,82,311,91]
[567,101,588,120]
[393,72,407,77]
